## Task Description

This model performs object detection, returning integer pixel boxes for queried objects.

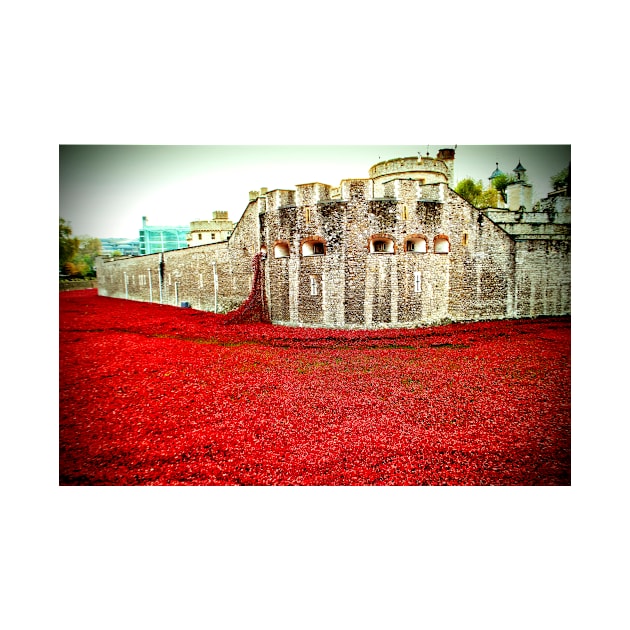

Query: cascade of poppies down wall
[223,252,270,325]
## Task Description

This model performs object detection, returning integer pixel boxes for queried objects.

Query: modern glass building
[100,238,141,256]
[138,216,190,255]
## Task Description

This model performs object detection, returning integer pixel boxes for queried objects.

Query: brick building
[95,149,570,328]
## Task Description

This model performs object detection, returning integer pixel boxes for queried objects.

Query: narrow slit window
[310,276,318,296]
[414,271,422,293]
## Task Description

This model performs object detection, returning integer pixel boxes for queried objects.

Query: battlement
[187,213,235,247]
[295,182,332,206]
[382,180,445,202]
[262,180,446,211]
[249,188,268,201]
[369,155,451,181]
[189,219,233,231]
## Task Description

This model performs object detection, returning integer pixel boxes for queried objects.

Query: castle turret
[506,161,532,211]
[513,160,526,180]
[369,148,455,197]
[436,148,456,187]
[489,163,503,185]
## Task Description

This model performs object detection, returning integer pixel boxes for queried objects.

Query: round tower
[369,148,456,197]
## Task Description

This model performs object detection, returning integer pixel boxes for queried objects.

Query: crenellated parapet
[369,150,455,194]
[369,156,449,179]
[264,189,296,210]
[381,180,446,203]
[295,183,332,206]
[340,178,373,201]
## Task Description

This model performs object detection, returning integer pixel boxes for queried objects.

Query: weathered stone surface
[95,151,571,328]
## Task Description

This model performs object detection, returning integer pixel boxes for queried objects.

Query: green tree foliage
[455,178,483,205]
[551,165,570,191]
[74,237,102,277]
[455,178,500,209]
[478,187,499,208]
[59,219,102,277]
[491,173,516,203]
[60,218,80,274]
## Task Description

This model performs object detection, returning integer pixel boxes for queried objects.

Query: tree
[491,173,516,203]
[74,236,102,277]
[455,178,500,209]
[62,261,87,277]
[455,178,483,206]
[478,186,499,209]
[59,219,103,278]
[550,165,570,191]
[60,218,79,274]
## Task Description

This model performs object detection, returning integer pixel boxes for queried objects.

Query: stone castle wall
[95,162,570,329]
[514,239,571,318]
[95,199,262,313]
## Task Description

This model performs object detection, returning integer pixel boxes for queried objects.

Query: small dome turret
[513,160,526,180]
[489,163,503,180]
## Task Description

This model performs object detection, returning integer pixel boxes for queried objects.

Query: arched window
[274,241,290,258]
[434,235,450,254]
[405,236,428,253]
[369,236,395,254]
[301,239,326,256]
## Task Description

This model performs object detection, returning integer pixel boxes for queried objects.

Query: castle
[95,148,570,328]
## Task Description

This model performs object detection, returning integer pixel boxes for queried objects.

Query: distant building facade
[139,216,190,255]
[186,211,235,247]
[100,238,141,257]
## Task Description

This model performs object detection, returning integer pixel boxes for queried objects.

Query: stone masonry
[95,149,571,328]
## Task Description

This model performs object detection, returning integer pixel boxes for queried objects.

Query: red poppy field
[59,289,570,485]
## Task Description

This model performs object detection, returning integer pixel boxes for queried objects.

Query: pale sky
[59,144,570,240]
